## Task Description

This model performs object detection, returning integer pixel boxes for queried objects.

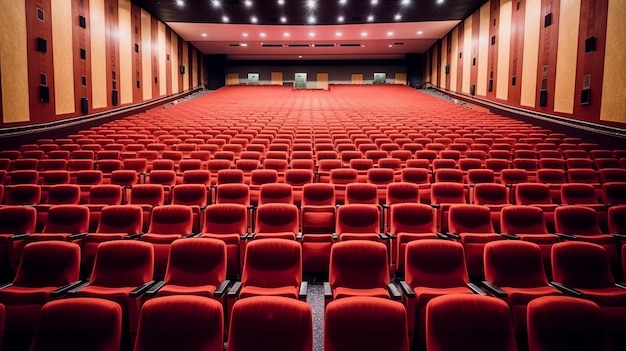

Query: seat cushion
[0,286,57,304]
[333,287,390,299]
[239,285,299,299]
[156,284,217,298]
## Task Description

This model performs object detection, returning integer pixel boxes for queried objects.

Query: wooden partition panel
[317,73,329,89]
[394,73,407,85]
[226,73,239,85]
[271,72,283,85]
[351,74,364,85]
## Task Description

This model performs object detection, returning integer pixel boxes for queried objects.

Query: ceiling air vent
[288,44,310,47]
[339,43,362,47]
[262,43,283,47]
[313,44,335,47]
[394,42,405,46]
[229,43,241,46]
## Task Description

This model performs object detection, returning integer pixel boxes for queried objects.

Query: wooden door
[317,73,329,90]
[394,73,407,85]
[351,74,364,85]
[226,73,239,85]
[271,72,283,85]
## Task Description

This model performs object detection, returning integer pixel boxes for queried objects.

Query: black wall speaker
[112,90,119,106]
[539,89,548,107]
[584,37,596,53]
[470,84,476,96]
[180,65,185,75]
[36,37,47,53]
[488,79,493,92]
[580,89,591,105]
[80,97,89,114]
[39,86,50,102]
[444,64,450,74]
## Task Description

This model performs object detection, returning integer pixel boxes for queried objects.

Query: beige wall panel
[52,0,75,115]
[477,2,490,96]
[600,0,626,122]
[171,34,179,93]
[462,16,473,94]
[182,41,189,91]
[271,72,283,85]
[317,73,329,89]
[226,73,239,85]
[496,0,512,100]
[425,51,431,83]
[520,0,541,107]
[554,0,581,113]
[394,72,407,85]
[118,0,133,105]
[90,0,107,109]
[0,0,30,122]
[192,49,198,88]
[440,38,448,87]
[351,74,364,85]
[141,9,152,100]
[158,21,167,96]
[450,28,459,92]
[431,44,439,86]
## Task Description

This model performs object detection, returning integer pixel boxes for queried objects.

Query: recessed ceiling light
[309,32,315,37]
[367,15,374,22]
[280,16,287,23]
[201,33,207,37]
[335,32,342,36]
[387,31,393,36]
[251,16,258,23]
[244,0,253,7]
[402,0,411,4]
[240,43,248,47]
[260,33,266,37]
[361,32,367,36]
[243,33,248,37]
[176,0,184,6]
[338,15,344,22]
[389,44,393,47]
[306,0,316,9]
[394,14,401,20]
[283,32,290,37]
[417,31,423,35]
[436,0,444,3]
[222,15,229,22]
[339,0,347,4]
[308,15,316,24]
[278,0,285,4]
[371,0,378,4]
[361,45,365,47]
[211,0,220,7]
[298,55,302,59]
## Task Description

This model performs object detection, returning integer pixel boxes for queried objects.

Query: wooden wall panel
[52,0,75,115]
[487,0,500,99]
[118,0,133,105]
[158,21,167,97]
[470,11,480,95]
[226,73,239,85]
[317,73,329,89]
[351,74,363,85]
[424,50,431,84]
[131,3,142,103]
[170,33,179,93]
[496,0,512,101]
[440,35,448,90]
[26,0,55,123]
[73,0,92,115]
[600,0,626,122]
[462,17,472,94]
[554,0,580,113]
[520,0,541,107]
[105,0,119,110]
[165,27,172,95]
[140,9,151,101]
[90,0,107,109]
[477,2,490,96]
[508,0,525,105]
[271,72,283,85]
[182,41,189,91]
[177,35,184,92]
[457,22,466,93]
[394,72,407,85]
[150,15,159,99]
[450,28,459,92]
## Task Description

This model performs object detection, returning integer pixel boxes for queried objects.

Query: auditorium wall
[424,0,626,127]
[0,0,205,128]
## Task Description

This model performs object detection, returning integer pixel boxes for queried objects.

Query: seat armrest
[388,283,402,301]
[445,232,461,240]
[382,204,390,210]
[227,281,242,298]
[240,233,250,240]
[323,282,333,300]
[612,234,626,241]
[51,280,86,298]
[145,280,166,296]
[68,233,88,240]
[467,282,487,296]
[615,283,626,290]
[296,232,303,241]
[332,233,339,241]
[385,232,397,239]
[125,232,145,240]
[67,281,91,295]
[399,281,415,298]
[129,280,157,297]
[379,233,389,240]
[549,281,584,297]
[500,233,520,240]
[556,233,579,241]
[435,232,449,240]
[182,233,195,238]
[299,281,308,300]
[246,233,256,240]
[481,281,508,298]
[214,279,231,297]
[9,233,30,241]
[0,282,14,290]
[430,204,441,209]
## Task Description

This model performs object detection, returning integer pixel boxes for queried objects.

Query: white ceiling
[168,21,459,60]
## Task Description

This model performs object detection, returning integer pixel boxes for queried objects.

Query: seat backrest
[202,203,248,234]
[329,240,389,289]
[172,184,208,207]
[500,205,547,234]
[165,238,226,287]
[608,205,626,235]
[148,205,193,235]
[215,183,250,205]
[216,169,244,184]
[430,183,466,204]
[90,240,154,287]
[386,182,420,205]
[30,298,122,351]
[46,184,81,205]
[484,240,548,287]
[561,183,597,205]
[88,185,123,205]
[448,204,494,234]
[96,205,143,234]
[227,296,312,351]
[258,183,294,205]
[129,184,165,206]
[0,205,36,233]
[5,184,41,205]
[554,205,601,235]
[242,239,302,289]
[255,203,299,234]
[390,203,436,234]
[14,241,80,286]
[602,182,626,205]
[426,295,516,351]
[473,183,508,205]
[330,168,358,185]
[500,169,529,185]
[551,241,614,288]
[405,239,469,288]
[345,183,378,205]
[336,204,380,235]
[515,183,553,205]
[325,297,409,351]
[301,183,335,206]
[42,205,89,234]
[527,296,611,351]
